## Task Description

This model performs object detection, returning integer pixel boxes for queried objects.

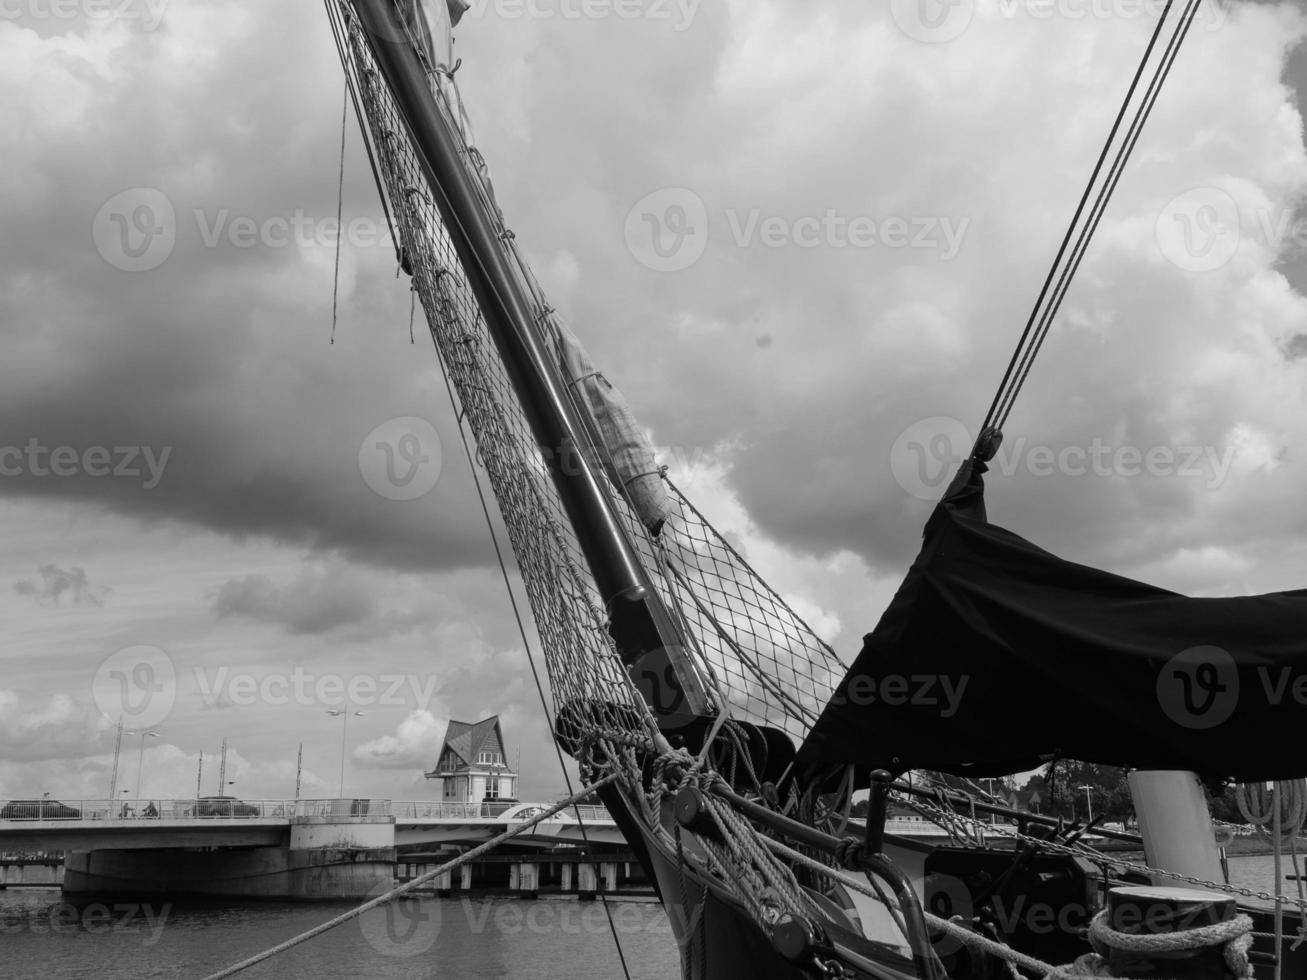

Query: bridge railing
[0,798,614,824]
[0,799,393,821]
[390,801,614,823]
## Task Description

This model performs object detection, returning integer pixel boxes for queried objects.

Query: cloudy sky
[0,0,1303,806]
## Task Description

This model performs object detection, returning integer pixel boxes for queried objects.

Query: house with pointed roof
[423,716,518,803]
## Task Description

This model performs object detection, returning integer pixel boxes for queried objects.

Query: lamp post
[131,730,161,801]
[1079,784,1094,823]
[327,710,363,797]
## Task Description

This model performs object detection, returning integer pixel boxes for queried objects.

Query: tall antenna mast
[196,751,204,799]
[217,737,228,795]
[107,717,124,802]
[294,743,303,800]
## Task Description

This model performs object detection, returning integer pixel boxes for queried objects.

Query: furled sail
[547,316,673,534]
[796,459,1307,784]
[404,0,672,534]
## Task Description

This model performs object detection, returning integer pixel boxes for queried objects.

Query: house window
[478,752,502,765]
[485,780,500,800]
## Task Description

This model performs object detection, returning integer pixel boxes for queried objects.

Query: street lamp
[326,710,363,797]
[131,730,161,801]
[1079,784,1094,823]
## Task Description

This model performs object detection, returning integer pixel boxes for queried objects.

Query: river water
[0,891,681,980]
[0,856,1296,980]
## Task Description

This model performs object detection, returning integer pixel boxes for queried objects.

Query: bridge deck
[0,800,621,853]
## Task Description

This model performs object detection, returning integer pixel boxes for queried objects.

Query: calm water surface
[0,856,1294,979]
[0,891,680,980]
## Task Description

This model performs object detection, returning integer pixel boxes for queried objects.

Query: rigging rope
[196,772,618,980]
[323,0,403,269]
[426,298,636,980]
[330,80,348,345]
[979,0,1204,443]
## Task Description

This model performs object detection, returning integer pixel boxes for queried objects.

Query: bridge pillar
[599,862,618,893]
[577,861,597,899]
[63,811,396,901]
[510,862,539,898]
[459,862,473,890]
[560,862,573,892]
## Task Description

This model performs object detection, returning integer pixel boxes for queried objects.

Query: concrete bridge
[0,798,622,900]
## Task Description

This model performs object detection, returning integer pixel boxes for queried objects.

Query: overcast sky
[0,0,1303,805]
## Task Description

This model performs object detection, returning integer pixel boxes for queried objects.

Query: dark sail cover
[796,461,1307,783]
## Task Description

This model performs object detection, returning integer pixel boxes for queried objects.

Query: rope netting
[338,1,846,749]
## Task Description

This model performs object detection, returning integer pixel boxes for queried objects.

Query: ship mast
[351,0,709,728]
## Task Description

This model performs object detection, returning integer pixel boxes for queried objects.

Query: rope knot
[833,837,864,869]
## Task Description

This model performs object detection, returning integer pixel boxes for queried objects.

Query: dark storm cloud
[1,1,1304,596]
[13,564,106,606]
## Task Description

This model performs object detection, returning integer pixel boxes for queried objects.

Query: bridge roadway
[0,799,626,853]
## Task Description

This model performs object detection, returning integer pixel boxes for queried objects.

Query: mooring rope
[197,772,619,980]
